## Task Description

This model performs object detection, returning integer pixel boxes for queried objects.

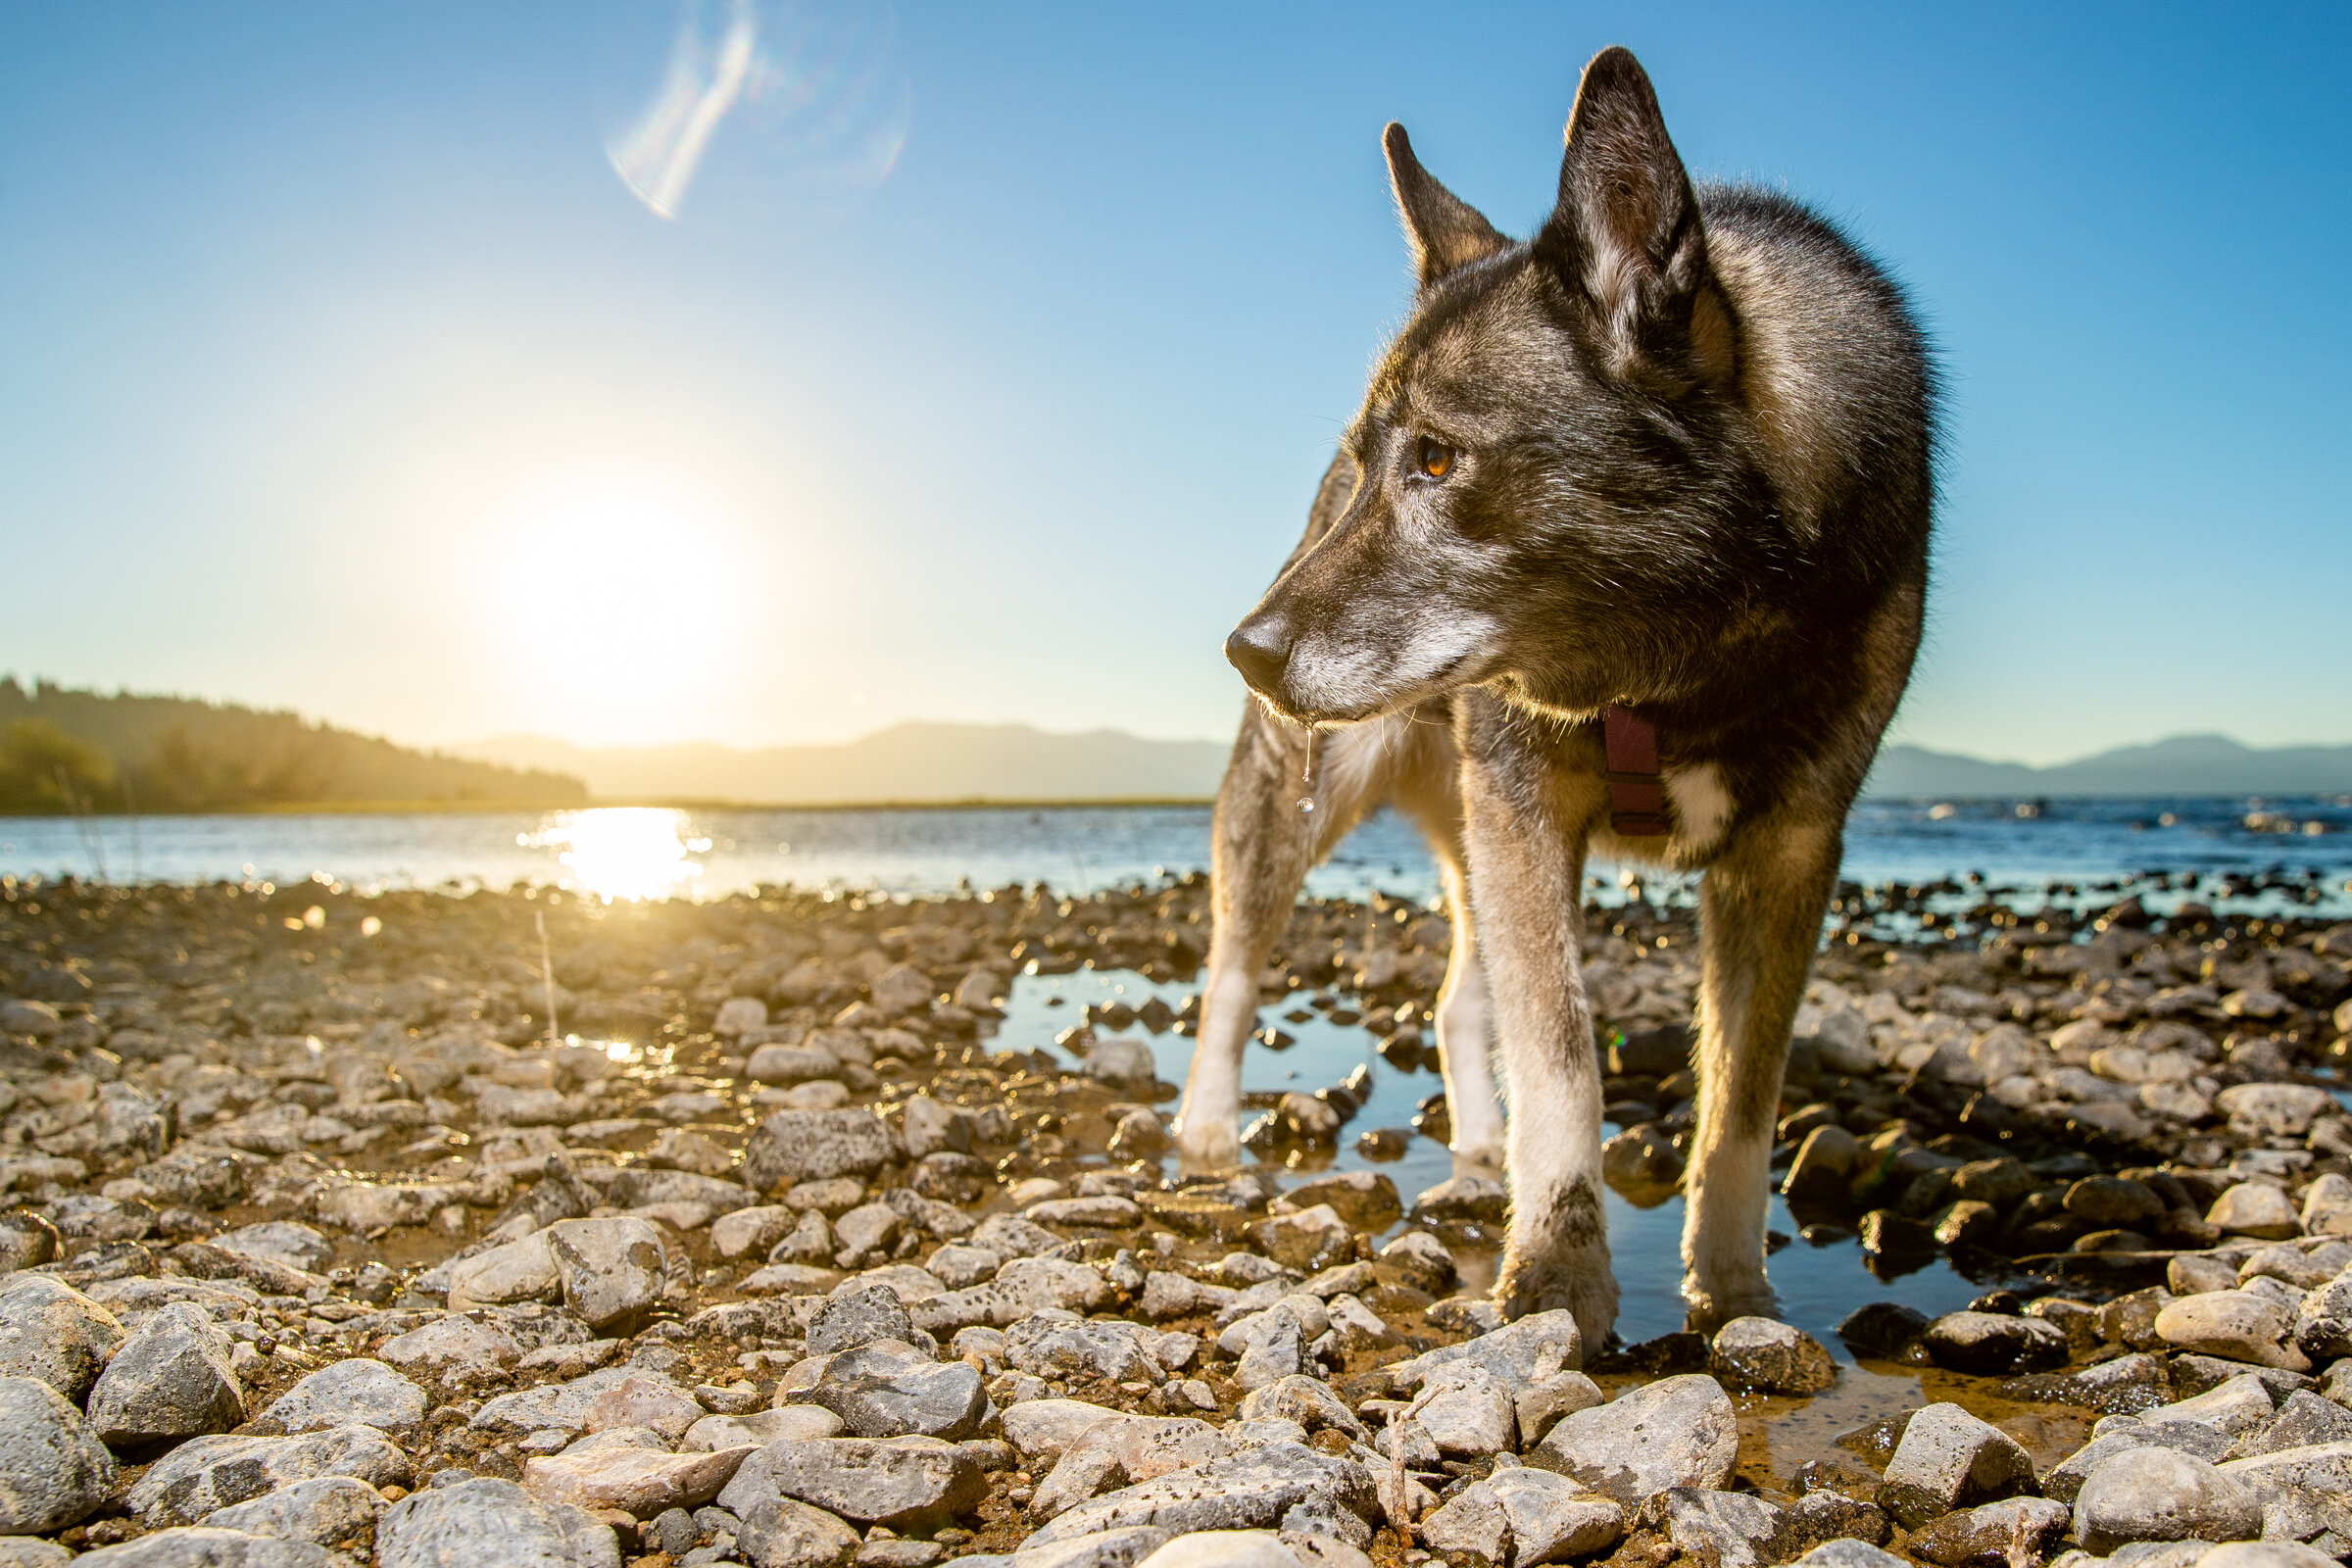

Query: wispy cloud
[610,0,759,219]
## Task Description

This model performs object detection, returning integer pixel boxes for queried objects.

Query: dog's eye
[1415,438,1454,479]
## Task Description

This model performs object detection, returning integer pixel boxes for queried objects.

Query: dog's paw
[1170,1118,1242,1175]
[1681,1273,1776,1334]
[1495,1250,1618,1351]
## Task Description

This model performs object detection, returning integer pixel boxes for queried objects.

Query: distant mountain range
[456,723,1233,805]
[456,723,2352,805]
[1867,734,2352,799]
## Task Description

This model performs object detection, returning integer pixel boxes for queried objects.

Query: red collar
[1602,704,1670,837]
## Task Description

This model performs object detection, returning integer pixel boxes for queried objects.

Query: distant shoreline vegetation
[0,678,587,815]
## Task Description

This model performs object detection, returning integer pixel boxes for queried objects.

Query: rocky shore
[0,869,2350,1568]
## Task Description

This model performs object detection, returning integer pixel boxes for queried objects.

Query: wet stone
[1710,1316,1838,1394]
[1908,1496,2071,1568]
[1921,1310,2071,1376]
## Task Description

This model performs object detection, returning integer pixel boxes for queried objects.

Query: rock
[587,1375,703,1442]
[2232,1390,2352,1458]
[2213,1439,2352,1541]
[736,1494,861,1568]
[683,1406,845,1452]
[2196,1547,2340,1568]
[1021,1442,1379,1548]
[1026,1198,1144,1230]
[1637,1487,1783,1568]
[744,1110,900,1193]
[524,1445,754,1517]
[1278,1173,1401,1232]
[199,1476,382,1548]
[1710,1317,1838,1394]
[546,1216,669,1334]
[1786,1546,1906,1568]
[0,1272,123,1402]
[72,1529,348,1568]
[2044,1426,2234,1506]
[716,997,770,1037]
[1877,1403,2034,1528]
[0,1540,71,1568]
[1236,1378,1365,1442]
[2209,1184,2301,1241]
[1128,1535,1294,1568]
[2176,1254,2245,1297]
[1527,1375,1738,1505]
[2293,1276,2352,1362]
[1085,1039,1156,1085]
[378,1315,520,1378]
[1415,1363,1517,1457]
[719,1438,988,1530]
[811,1285,916,1354]
[1922,1311,2070,1376]
[2156,1293,2311,1371]
[716,1205,805,1259]
[2074,1446,2261,1554]
[376,1476,619,1568]
[1391,1309,1583,1390]
[86,1300,245,1446]
[1514,1372,1605,1445]
[1007,1315,1160,1384]
[2301,1174,2352,1238]
[126,1425,411,1527]
[2066,1177,2169,1230]
[1772,1492,1889,1557]
[0,1376,115,1533]
[2142,1372,2279,1440]
[262,1358,425,1433]
[2216,1084,2333,1139]
[1411,1176,1508,1226]
[1419,1467,1623,1566]
[1378,1231,1455,1293]
[1835,1302,1930,1358]
[1782,1126,1862,1201]
[807,1340,988,1441]
[446,1232,561,1311]
[1907,1496,2071,1568]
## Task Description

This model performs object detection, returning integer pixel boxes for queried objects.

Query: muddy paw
[1495,1251,1619,1351]
[1170,1119,1241,1174]
[1682,1275,1776,1334]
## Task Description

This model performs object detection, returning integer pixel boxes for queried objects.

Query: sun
[482,477,754,747]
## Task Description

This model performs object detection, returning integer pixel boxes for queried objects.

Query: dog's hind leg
[1457,697,1616,1347]
[1680,812,1843,1328]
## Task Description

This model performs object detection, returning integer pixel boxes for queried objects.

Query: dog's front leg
[1681,812,1843,1327]
[1457,704,1614,1347]
[1174,707,1316,1171]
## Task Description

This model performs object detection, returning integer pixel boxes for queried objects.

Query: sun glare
[525,808,708,902]
[484,478,753,746]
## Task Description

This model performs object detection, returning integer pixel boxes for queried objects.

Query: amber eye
[1416,437,1454,479]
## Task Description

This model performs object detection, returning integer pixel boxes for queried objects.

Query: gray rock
[1908,1496,2071,1568]
[1020,1443,1380,1549]
[1012,1527,1170,1568]
[1235,1377,1365,1442]
[212,1222,334,1274]
[86,1300,244,1446]
[2215,1440,2352,1542]
[735,1494,859,1568]
[1006,1314,1159,1384]
[1710,1317,1838,1394]
[74,1528,349,1568]
[378,1315,521,1379]
[2231,1390,2352,1459]
[1877,1403,2035,1528]
[200,1476,382,1548]
[1231,1309,1305,1392]
[544,1217,668,1335]
[2293,1277,2352,1363]
[126,1425,412,1526]
[376,1476,620,1568]
[1415,1363,1517,1458]
[0,1376,116,1534]
[719,1437,988,1530]
[2139,1374,2280,1441]
[0,1538,72,1568]
[263,1357,425,1433]
[1389,1309,1582,1391]
[743,1110,899,1194]
[807,1340,987,1442]
[2194,1546,2341,1568]
[1419,1467,1623,1566]
[471,1365,644,1438]
[2158,1293,2311,1372]
[2075,1446,2261,1554]
[1527,1374,1738,1505]
[809,1286,915,1355]
[1921,1311,2070,1376]
[0,1272,123,1402]
[2044,1426,2235,1506]
[1787,1546,1906,1568]
[1637,1488,1782,1568]
[446,1234,560,1312]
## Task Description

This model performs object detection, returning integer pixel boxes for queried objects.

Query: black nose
[1225,617,1293,697]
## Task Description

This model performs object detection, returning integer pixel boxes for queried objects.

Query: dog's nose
[1225,617,1294,697]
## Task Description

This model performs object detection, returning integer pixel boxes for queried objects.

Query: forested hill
[0,678,586,812]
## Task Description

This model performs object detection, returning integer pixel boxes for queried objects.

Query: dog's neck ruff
[1602,704,1670,837]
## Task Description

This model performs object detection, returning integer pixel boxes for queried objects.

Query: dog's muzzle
[1224,615,1293,702]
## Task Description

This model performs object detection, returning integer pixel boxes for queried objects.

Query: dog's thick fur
[1170,46,1936,1348]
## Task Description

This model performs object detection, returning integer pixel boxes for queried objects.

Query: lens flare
[610,0,912,220]
[528,808,706,902]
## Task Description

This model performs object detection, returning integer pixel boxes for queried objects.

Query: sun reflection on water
[524,808,708,902]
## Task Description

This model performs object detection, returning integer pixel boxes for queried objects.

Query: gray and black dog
[1171,45,1935,1348]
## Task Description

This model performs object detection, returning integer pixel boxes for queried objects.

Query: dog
[1170,45,1936,1348]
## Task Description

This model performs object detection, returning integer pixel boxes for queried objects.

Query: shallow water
[4,794,2349,911]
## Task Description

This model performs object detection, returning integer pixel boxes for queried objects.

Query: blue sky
[1,3,2345,761]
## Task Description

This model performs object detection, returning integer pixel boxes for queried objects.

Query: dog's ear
[1385,123,1509,289]
[1537,47,1728,387]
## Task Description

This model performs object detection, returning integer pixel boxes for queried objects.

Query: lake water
[4,794,2348,911]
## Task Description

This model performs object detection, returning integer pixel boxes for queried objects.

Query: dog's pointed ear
[1386,122,1509,289]
[1537,47,1724,384]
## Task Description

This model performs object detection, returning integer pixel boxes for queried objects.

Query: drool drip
[1298,726,1317,820]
